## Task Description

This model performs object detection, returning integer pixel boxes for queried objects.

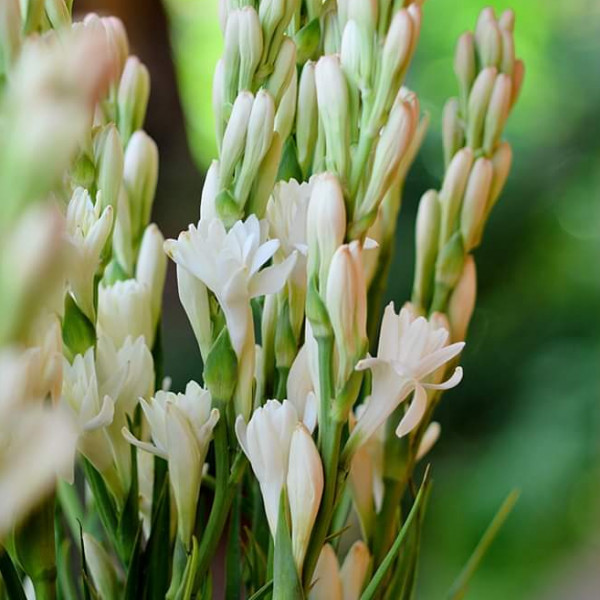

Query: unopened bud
[219,91,254,187]
[416,421,441,461]
[309,545,342,599]
[460,158,493,251]
[103,17,129,77]
[44,0,70,29]
[237,6,262,91]
[123,130,159,247]
[296,61,318,177]
[432,231,465,312]
[95,124,124,213]
[287,424,324,571]
[204,326,238,402]
[347,0,377,33]
[442,97,464,167]
[213,59,226,146]
[275,68,297,142]
[439,148,474,245]
[200,160,220,221]
[412,190,440,311]
[117,56,150,143]
[500,28,515,75]
[136,224,167,331]
[340,541,370,600]
[466,67,497,150]
[477,18,502,68]
[499,9,515,32]
[510,59,525,109]
[266,36,296,107]
[341,19,372,92]
[234,89,275,208]
[487,141,512,215]
[448,255,476,342]
[258,0,286,58]
[454,32,476,109]
[315,55,350,179]
[223,10,241,106]
[326,242,367,387]
[483,74,512,155]
[248,132,283,218]
[306,173,346,291]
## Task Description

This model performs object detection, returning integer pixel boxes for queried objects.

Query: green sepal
[305,276,332,339]
[174,536,199,600]
[103,258,131,284]
[62,294,96,360]
[273,489,303,600]
[276,138,302,183]
[274,297,297,372]
[215,188,243,228]
[294,18,321,65]
[204,325,238,403]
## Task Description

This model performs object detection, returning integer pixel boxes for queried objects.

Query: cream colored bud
[213,59,226,145]
[466,67,497,150]
[483,74,512,155]
[347,0,377,33]
[234,90,275,207]
[439,148,474,245]
[306,173,346,290]
[287,424,324,571]
[487,141,512,215]
[275,68,297,142]
[326,242,367,386]
[442,97,464,168]
[460,158,493,251]
[412,190,440,311]
[500,28,515,75]
[136,224,167,331]
[248,132,283,218]
[474,7,495,47]
[454,32,476,105]
[416,421,441,461]
[223,9,241,106]
[499,9,515,32]
[361,100,414,218]
[266,36,296,107]
[96,124,124,213]
[407,3,423,58]
[237,7,262,91]
[123,131,159,246]
[219,91,254,187]
[258,0,286,53]
[477,18,502,68]
[315,55,350,179]
[341,19,372,92]
[448,255,476,342]
[340,541,370,600]
[117,56,150,143]
[511,59,525,109]
[309,545,342,600]
[296,61,318,177]
[200,160,220,221]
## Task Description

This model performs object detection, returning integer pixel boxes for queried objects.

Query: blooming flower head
[347,302,464,453]
[123,381,219,547]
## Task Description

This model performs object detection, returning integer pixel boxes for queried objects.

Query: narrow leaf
[273,490,303,600]
[82,459,118,548]
[248,579,274,600]
[0,547,26,600]
[123,525,144,600]
[447,490,519,600]
[225,489,242,600]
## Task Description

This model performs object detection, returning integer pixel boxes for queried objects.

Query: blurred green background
[80,0,600,596]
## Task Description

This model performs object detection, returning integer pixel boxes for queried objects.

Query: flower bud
[117,56,150,143]
[82,533,119,600]
[287,424,323,571]
[248,132,283,218]
[442,97,464,168]
[483,74,512,155]
[454,34,476,102]
[203,326,238,402]
[448,255,476,342]
[369,9,413,132]
[97,279,154,348]
[136,224,167,331]
[223,10,241,106]
[500,28,515,75]
[95,124,124,213]
[360,99,414,219]
[200,160,220,221]
[432,232,465,311]
[412,190,440,312]
[460,158,493,251]
[487,141,512,215]
[275,68,297,143]
[439,148,474,245]
[315,55,350,179]
[258,0,286,56]
[416,421,441,461]
[234,90,275,207]
[309,545,342,600]
[499,9,515,32]
[477,18,502,68]
[237,6,262,91]
[219,91,253,187]
[340,541,370,600]
[511,59,525,109]
[44,0,70,29]
[326,242,367,387]
[341,20,372,92]
[123,130,159,247]
[213,59,226,145]
[103,16,129,77]
[296,61,318,177]
[306,173,346,291]
[266,36,296,107]
[466,67,497,150]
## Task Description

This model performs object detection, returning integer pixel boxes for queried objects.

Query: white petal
[248,252,297,298]
[395,384,428,438]
[422,366,464,390]
[414,342,465,380]
[83,395,115,431]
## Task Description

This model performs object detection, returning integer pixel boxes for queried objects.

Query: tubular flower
[347,303,464,454]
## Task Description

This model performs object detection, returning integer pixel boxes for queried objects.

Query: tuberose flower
[346,303,464,454]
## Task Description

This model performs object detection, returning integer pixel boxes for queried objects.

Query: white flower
[165,215,296,418]
[235,399,297,535]
[287,345,318,432]
[97,279,154,349]
[347,303,464,453]
[287,424,323,571]
[123,381,219,547]
[65,187,113,320]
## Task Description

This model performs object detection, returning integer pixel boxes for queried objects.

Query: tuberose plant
[0,0,524,598]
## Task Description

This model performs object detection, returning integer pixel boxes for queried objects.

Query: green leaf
[82,459,118,550]
[62,294,96,359]
[118,432,140,564]
[446,490,520,600]
[276,138,303,183]
[123,525,144,600]
[360,466,432,600]
[56,537,79,600]
[175,536,199,600]
[273,490,303,600]
[144,471,171,600]
[248,579,273,600]
[0,547,26,600]
[225,489,242,600]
